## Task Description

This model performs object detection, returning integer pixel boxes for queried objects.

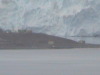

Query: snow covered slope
[0,0,100,37]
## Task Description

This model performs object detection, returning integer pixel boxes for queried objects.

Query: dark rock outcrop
[0,32,99,49]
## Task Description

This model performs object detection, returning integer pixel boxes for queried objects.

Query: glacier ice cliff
[0,0,100,37]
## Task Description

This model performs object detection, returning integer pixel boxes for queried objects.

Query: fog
[0,49,100,75]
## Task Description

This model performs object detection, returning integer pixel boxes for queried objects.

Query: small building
[18,29,32,33]
[48,40,54,45]
[48,40,55,48]
[78,40,85,44]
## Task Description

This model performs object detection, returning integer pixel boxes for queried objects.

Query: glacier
[0,49,100,75]
[0,0,100,37]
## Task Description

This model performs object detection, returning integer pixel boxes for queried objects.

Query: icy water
[67,37,100,44]
[0,49,100,75]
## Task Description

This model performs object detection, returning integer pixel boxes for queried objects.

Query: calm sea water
[67,37,100,44]
[0,49,100,75]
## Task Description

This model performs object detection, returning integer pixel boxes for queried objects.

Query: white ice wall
[0,0,100,37]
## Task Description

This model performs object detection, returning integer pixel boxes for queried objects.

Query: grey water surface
[0,49,100,75]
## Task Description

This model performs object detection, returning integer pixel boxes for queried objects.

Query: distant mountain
[0,0,100,37]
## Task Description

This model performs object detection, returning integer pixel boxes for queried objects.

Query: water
[67,37,100,44]
[0,49,100,75]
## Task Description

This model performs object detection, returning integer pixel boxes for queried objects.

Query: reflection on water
[67,37,100,44]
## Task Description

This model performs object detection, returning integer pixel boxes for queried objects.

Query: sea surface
[0,49,100,75]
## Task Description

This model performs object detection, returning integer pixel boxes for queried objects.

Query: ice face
[0,0,100,37]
